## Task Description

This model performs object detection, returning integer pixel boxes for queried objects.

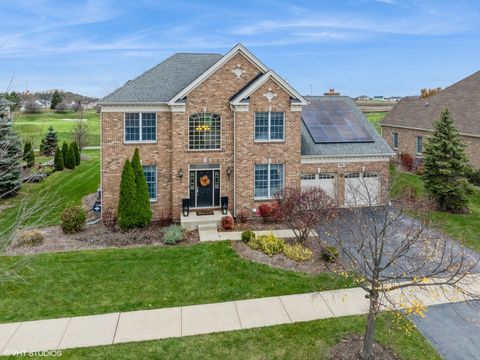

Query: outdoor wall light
[221,197,228,215]
[177,169,184,179]
[182,199,190,217]
[227,166,233,177]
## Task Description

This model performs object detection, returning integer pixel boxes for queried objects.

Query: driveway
[317,207,480,359]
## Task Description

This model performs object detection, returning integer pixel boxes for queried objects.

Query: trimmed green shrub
[64,143,76,169]
[162,224,184,245]
[72,142,81,165]
[61,142,68,163]
[247,235,263,250]
[241,229,255,243]
[221,216,234,230]
[283,243,313,262]
[53,147,64,171]
[60,206,86,234]
[117,159,138,230]
[40,166,54,176]
[321,246,340,263]
[40,126,58,156]
[23,141,35,168]
[131,148,152,227]
[15,229,44,247]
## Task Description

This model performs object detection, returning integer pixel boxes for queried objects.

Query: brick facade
[381,125,480,168]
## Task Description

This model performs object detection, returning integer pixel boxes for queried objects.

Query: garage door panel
[345,173,380,206]
[301,174,336,199]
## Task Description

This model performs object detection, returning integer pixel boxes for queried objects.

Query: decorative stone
[263,88,277,102]
[232,64,245,79]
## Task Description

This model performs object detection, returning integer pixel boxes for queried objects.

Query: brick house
[99,44,393,222]
[380,71,480,168]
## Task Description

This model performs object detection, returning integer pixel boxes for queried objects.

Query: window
[392,132,399,148]
[416,136,423,154]
[189,113,221,150]
[124,113,157,143]
[142,165,157,200]
[318,173,335,179]
[254,164,284,199]
[300,174,316,180]
[255,112,285,141]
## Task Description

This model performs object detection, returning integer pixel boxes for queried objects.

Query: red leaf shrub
[400,153,413,171]
[221,216,234,230]
[257,203,280,223]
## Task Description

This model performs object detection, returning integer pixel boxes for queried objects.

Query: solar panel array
[302,100,374,143]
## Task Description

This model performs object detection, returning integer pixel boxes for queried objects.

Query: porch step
[180,210,232,231]
[198,223,218,232]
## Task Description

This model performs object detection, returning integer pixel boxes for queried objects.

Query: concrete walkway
[1,274,479,356]
[199,229,315,242]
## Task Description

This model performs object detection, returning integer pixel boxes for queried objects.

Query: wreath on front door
[199,175,210,187]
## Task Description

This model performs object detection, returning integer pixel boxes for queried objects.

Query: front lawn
[0,241,353,323]
[44,314,440,360]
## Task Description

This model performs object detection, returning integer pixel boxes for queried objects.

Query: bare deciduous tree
[71,106,89,150]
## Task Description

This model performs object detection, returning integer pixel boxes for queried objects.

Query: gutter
[381,123,480,139]
[233,108,237,217]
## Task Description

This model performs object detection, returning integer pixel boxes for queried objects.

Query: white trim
[301,154,392,164]
[123,112,157,144]
[290,104,303,112]
[142,164,158,201]
[254,163,285,200]
[254,111,285,142]
[188,112,222,151]
[381,123,480,139]
[101,104,170,112]
[170,104,186,113]
[231,104,249,112]
[168,44,269,105]
[230,70,308,106]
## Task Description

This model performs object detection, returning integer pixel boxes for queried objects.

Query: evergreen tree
[422,108,473,212]
[61,142,68,163]
[23,141,35,168]
[50,90,62,110]
[64,143,76,169]
[40,126,58,156]
[54,147,64,171]
[131,148,152,227]
[0,117,22,197]
[117,159,138,230]
[72,141,81,165]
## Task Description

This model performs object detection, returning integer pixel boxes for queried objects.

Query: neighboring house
[0,98,14,119]
[99,44,393,221]
[355,95,372,102]
[380,71,480,168]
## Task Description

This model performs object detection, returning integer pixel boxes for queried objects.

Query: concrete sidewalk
[1,275,479,355]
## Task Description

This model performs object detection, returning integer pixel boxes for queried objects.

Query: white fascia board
[230,70,308,106]
[168,43,269,105]
[301,154,394,164]
[101,104,171,112]
[381,123,480,139]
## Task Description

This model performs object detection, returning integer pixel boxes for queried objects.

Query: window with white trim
[255,112,284,141]
[300,174,315,180]
[189,113,221,150]
[124,113,157,143]
[416,136,423,154]
[142,165,157,200]
[254,164,284,198]
[392,132,399,148]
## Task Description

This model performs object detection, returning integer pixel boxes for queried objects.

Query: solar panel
[302,99,374,143]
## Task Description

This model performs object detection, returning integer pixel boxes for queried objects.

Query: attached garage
[344,172,380,206]
[301,173,336,199]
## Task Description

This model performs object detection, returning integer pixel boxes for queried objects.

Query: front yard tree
[422,108,472,213]
[50,90,62,110]
[64,143,76,170]
[40,126,58,156]
[72,142,81,166]
[117,159,138,230]
[131,148,152,227]
[0,116,21,197]
[320,179,478,359]
[53,147,64,171]
[23,141,35,168]
[71,118,89,150]
[61,142,68,163]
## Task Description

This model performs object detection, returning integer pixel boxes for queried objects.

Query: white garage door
[301,173,336,199]
[344,172,380,206]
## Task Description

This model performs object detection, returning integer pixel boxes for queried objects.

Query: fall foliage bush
[15,230,44,247]
[221,216,234,230]
[60,206,86,233]
[257,203,279,223]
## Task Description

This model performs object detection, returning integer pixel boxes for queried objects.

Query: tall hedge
[61,142,68,163]
[54,147,64,171]
[23,141,35,168]
[117,159,138,230]
[0,117,21,197]
[64,143,76,169]
[72,142,81,165]
[131,148,152,227]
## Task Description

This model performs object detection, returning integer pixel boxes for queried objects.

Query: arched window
[189,113,221,150]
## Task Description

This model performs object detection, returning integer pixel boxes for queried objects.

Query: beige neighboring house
[381,71,480,168]
[98,44,393,222]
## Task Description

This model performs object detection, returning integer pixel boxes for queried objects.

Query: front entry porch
[180,209,232,231]
[189,165,220,209]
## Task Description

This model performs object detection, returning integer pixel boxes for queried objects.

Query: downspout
[233,107,237,217]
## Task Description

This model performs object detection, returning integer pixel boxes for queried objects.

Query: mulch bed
[232,236,340,274]
[328,335,400,360]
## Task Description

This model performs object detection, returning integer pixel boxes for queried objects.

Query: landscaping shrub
[247,235,263,250]
[72,142,81,166]
[241,229,255,243]
[257,203,279,223]
[53,147,64,171]
[259,232,284,256]
[466,168,480,186]
[23,141,35,168]
[221,215,234,230]
[400,153,413,171]
[39,166,54,176]
[61,142,68,163]
[15,229,44,247]
[162,224,184,245]
[117,159,138,230]
[415,164,425,175]
[283,243,313,262]
[321,246,340,263]
[158,210,173,227]
[39,126,58,156]
[236,209,249,223]
[64,143,76,169]
[60,206,86,234]
[130,148,152,227]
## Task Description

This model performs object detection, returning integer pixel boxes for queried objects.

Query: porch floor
[180,210,232,231]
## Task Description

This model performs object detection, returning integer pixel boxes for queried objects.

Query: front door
[196,170,214,207]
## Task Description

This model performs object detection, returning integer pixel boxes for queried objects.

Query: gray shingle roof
[381,71,480,136]
[301,96,394,157]
[98,53,223,104]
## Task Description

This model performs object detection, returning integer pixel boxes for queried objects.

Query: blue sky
[1,0,479,98]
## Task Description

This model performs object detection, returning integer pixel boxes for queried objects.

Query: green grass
[391,168,480,252]
[365,112,388,132]
[0,242,354,323]
[13,109,100,147]
[24,314,439,360]
[0,150,100,231]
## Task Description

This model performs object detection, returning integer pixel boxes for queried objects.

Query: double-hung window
[142,165,157,201]
[392,132,399,148]
[416,136,423,154]
[254,164,284,199]
[124,113,157,143]
[255,112,284,141]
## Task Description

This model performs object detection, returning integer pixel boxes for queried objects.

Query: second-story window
[124,113,157,143]
[255,112,285,141]
[189,113,221,150]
